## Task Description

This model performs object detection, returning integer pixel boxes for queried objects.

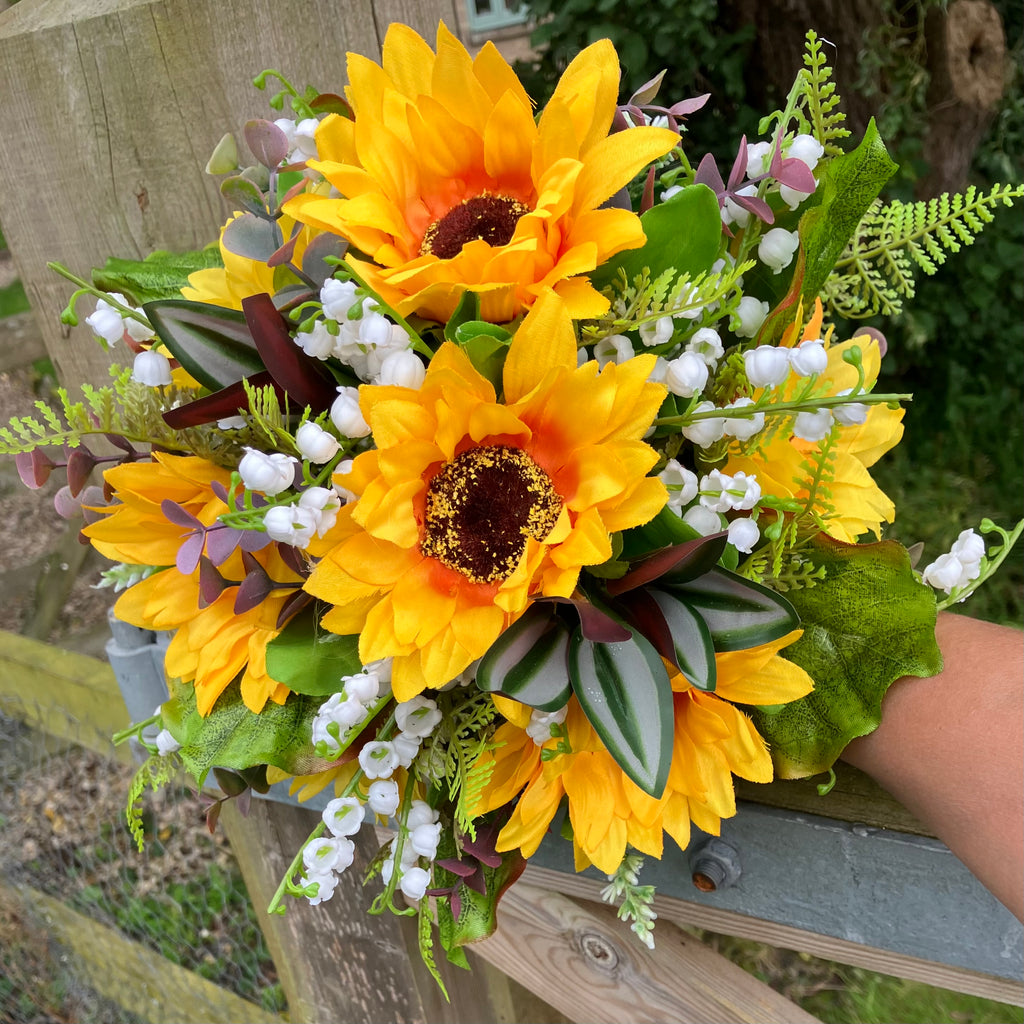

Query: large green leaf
[264,607,362,697]
[589,184,721,292]
[568,625,673,797]
[92,248,223,305]
[750,534,942,778]
[143,299,263,390]
[476,605,572,711]
[663,567,799,651]
[161,678,328,786]
[757,120,897,345]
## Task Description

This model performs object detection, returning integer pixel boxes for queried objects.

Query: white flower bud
[304,870,339,905]
[407,800,438,829]
[330,386,371,438]
[759,228,799,274]
[322,796,364,837]
[686,327,724,366]
[395,696,442,738]
[793,408,834,442]
[664,352,709,398]
[358,740,399,779]
[298,485,341,537]
[274,117,298,151]
[392,731,421,769]
[409,822,442,860]
[295,320,336,360]
[744,345,791,388]
[722,397,765,441]
[921,553,967,594]
[593,334,635,367]
[262,503,317,548]
[238,447,297,496]
[779,183,814,210]
[789,339,828,377]
[683,505,723,536]
[303,837,346,874]
[358,310,393,348]
[376,349,426,388]
[733,297,770,338]
[699,470,735,513]
[833,388,869,426]
[367,779,401,817]
[342,669,379,704]
[638,315,674,348]
[293,117,320,160]
[125,316,156,344]
[85,300,126,344]
[727,517,761,553]
[155,729,180,756]
[399,865,430,901]
[131,349,173,387]
[660,184,684,202]
[745,140,771,179]
[216,415,247,430]
[525,706,568,746]
[950,528,985,568]
[320,278,358,321]
[658,459,699,512]
[787,133,824,171]
[295,421,341,463]
[681,401,727,448]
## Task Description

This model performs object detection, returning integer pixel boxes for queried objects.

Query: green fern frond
[125,752,181,852]
[417,899,449,1000]
[827,184,1024,318]
[799,31,850,153]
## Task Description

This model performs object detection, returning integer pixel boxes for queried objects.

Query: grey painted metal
[531,802,1024,981]
[105,616,1024,980]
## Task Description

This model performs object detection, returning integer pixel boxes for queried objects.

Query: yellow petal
[503,290,577,403]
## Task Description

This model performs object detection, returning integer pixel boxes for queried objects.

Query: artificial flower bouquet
[4,21,1022,978]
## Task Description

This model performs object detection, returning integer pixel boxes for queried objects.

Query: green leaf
[264,607,362,697]
[590,184,721,293]
[758,119,897,345]
[568,625,674,797]
[454,322,512,391]
[143,299,264,390]
[161,679,326,787]
[476,605,572,710]
[92,249,224,305]
[648,590,717,691]
[750,534,942,778]
[662,567,799,651]
[443,290,481,343]
[620,505,701,560]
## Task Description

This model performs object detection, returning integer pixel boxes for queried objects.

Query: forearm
[841,612,1024,921]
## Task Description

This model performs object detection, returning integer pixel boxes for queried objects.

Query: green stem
[654,390,911,427]
[47,262,151,326]
[337,261,433,359]
[112,713,161,746]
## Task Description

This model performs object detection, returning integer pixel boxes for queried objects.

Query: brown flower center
[422,445,562,584]
[420,194,531,260]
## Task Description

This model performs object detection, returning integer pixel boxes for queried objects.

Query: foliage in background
[516,0,1023,625]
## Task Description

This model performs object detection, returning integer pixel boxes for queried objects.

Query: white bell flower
[921,553,968,593]
[664,352,709,398]
[793,408,834,442]
[131,349,173,387]
[683,505,723,536]
[376,348,426,388]
[789,339,828,377]
[395,695,442,738]
[155,729,180,756]
[294,320,336,360]
[320,278,358,321]
[238,447,297,496]
[638,315,675,348]
[833,388,869,426]
[727,517,761,553]
[295,421,341,463]
[685,327,724,366]
[758,228,799,274]
[392,731,422,769]
[733,297,770,338]
[298,486,342,537]
[409,821,442,860]
[526,706,568,746]
[367,780,401,817]
[330,386,371,438]
[593,334,635,368]
[745,140,771,179]
[399,865,431,901]
[681,401,727,448]
[722,397,765,441]
[744,345,791,387]
[358,740,400,779]
[262,503,318,548]
[85,298,127,344]
[406,799,439,829]
[304,870,339,906]
[322,796,364,837]
[787,133,825,171]
[658,459,699,512]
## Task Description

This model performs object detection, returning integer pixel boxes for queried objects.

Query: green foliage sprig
[126,752,182,852]
[824,184,1024,318]
[600,852,657,950]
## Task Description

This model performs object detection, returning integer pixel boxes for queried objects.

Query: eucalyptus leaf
[662,567,799,651]
[161,678,328,786]
[750,534,942,778]
[205,132,239,175]
[589,184,721,293]
[476,605,572,711]
[142,299,263,390]
[302,234,349,288]
[220,175,268,216]
[221,213,283,262]
[568,626,673,797]
[264,607,362,697]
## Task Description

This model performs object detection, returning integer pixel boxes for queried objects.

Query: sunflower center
[421,194,531,259]
[422,445,562,584]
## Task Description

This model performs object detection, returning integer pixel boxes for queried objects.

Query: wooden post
[0,0,457,387]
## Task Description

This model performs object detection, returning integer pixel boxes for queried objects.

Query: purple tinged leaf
[104,433,136,454]
[239,528,274,553]
[221,214,283,262]
[607,532,729,596]
[463,871,488,896]
[234,555,274,613]
[727,135,748,191]
[280,178,308,206]
[205,525,242,565]
[210,480,230,503]
[450,891,462,920]
[176,532,206,576]
[54,486,81,520]
[241,293,337,412]
[733,193,774,224]
[669,94,710,117]
[611,108,631,134]
[161,499,203,530]
[198,556,229,607]
[617,588,678,670]
[15,450,56,489]
[235,788,252,817]
[162,371,285,430]
[213,766,249,797]
[571,597,632,644]
[460,843,502,870]
[266,231,299,269]
[773,156,817,194]
[65,447,97,496]
[276,589,312,629]
[436,858,477,878]
[694,152,724,193]
[629,69,666,107]
[277,542,308,577]
[219,175,268,215]
[310,93,353,118]
[206,801,222,834]
[641,166,656,214]
[301,233,349,288]
[244,118,290,169]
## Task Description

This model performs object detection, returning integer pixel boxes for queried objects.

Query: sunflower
[282,23,678,324]
[726,322,905,543]
[305,291,668,700]
[470,632,814,874]
[180,212,317,310]
[84,453,302,714]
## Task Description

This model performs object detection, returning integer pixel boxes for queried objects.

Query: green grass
[0,278,29,319]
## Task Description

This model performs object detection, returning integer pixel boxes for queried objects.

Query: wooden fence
[1,2,1022,1021]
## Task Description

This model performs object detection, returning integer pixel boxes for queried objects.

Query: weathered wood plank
[0,629,133,765]
[0,876,283,1024]
[472,881,820,1024]
[523,865,1024,1008]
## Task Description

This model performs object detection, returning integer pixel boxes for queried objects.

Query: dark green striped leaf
[649,589,717,691]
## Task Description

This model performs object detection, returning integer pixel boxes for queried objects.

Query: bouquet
[4,21,1021,979]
